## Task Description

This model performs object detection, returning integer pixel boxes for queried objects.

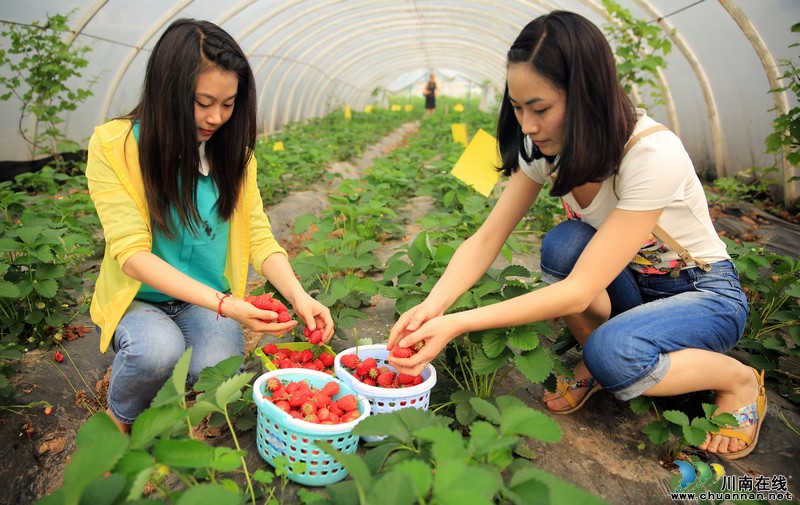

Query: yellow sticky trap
[364,105,374,113]
[451,123,468,145]
[391,104,402,112]
[453,103,465,112]
[450,128,501,197]
[344,106,352,119]
[273,141,284,151]
[404,104,413,111]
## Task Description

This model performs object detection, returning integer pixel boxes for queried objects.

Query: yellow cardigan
[86,119,286,352]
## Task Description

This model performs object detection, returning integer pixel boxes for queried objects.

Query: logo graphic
[673,460,726,490]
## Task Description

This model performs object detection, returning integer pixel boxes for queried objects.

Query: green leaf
[513,348,553,383]
[389,459,433,501]
[129,404,186,450]
[352,411,412,444]
[416,425,468,462]
[154,438,214,468]
[701,403,719,418]
[690,417,718,433]
[62,412,130,505]
[469,397,501,423]
[471,346,509,375]
[293,213,318,234]
[213,373,254,409]
[481,332,508,359]
[174,483,242,505]
[629,396,654,415]
[150,348,192,408]
[508,466,608,505]
[316,441,373,489]
[506,330,539,352]
[642,419,671,445]
[194,355,245,393]
[432,459,501,505]
[79,473,127,505]
[681,424,708,446]
[663,410,690,426]
[499,405,561,443]
[366,472,416,505]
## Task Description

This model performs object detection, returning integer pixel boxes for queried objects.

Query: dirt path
[2,121,798,505]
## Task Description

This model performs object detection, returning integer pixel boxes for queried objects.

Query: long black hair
[497,11,636,197]
[130,18,256,238]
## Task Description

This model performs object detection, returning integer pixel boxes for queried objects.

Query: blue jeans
[106,299,244,424]
[540,220,748,401]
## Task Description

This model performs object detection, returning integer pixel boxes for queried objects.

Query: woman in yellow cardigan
[86,19,333,433]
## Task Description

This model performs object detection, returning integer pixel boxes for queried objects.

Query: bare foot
[106,407,131,434]
[697,367,760,455]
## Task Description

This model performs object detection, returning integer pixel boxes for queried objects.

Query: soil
[1,122,799,505]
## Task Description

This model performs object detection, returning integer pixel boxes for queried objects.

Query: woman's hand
[220,296,297,336]
[387,313,461,376]
[288,292,335,344]
[387,301,442,350]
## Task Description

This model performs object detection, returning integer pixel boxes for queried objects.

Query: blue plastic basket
[252,369,370,486]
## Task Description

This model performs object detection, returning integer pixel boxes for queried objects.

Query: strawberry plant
[303,397,606,505]
[34,349,284,505]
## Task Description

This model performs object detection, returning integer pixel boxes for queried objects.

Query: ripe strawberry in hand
[246,293,293,324]
[303,325,324,346]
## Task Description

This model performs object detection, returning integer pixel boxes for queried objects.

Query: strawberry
[300,401,317,416]
[329,403,344,417]
[376,371,396,387]
[289,391,310,408]
[274,400,291,413]
[303,414,319,424]
[317,407,331,422]
[336,394,359,412]
[320,353,334,367]
[300,349,314,363]
[412,375,424,386]
[341,410,361,423]
[340,354,360,370]
[362,377,377,387]
[53,351,64,363]
[355,357,377,378]
[312,391,331,408]
[278,358,295,369]
[391,346,413,359]
[262,343,279,355]
[44,406,53,416]
[265,377,282,392]
[321,381,340,397]
[277,312,292,323]
[307,329,323,345]
[398,373,417,385]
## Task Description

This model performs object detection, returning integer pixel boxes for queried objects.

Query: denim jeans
[106,299,244,424]
[539,220,748,400]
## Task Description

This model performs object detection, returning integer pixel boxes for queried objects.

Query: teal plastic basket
[252,369,370,486]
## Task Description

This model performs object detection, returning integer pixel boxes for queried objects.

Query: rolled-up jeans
[106,299,244,424]
[539,220,748,401]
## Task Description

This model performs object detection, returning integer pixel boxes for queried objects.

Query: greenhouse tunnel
[0,0,798,202]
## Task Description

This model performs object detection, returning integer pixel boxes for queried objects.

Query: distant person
[423,73,439,114]
[86,18,333,433]
[389,10,763,460]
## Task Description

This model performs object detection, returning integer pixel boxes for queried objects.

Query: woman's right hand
[221,297,297,337]
[387,301,442,351]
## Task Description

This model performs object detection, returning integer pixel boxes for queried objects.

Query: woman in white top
[388,10,763,460]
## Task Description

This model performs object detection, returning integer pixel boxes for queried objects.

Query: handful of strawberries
[263,377,362,425]
[339,352,424,388]
[245,293,293,322]
[262,343,335,373]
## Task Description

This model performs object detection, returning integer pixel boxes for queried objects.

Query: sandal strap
[559,376,596,391]
[730,402,759,428]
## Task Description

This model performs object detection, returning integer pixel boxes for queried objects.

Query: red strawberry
[262,343,279,355]
[398,373,417,385]
[307,329,323,345]
[317,407,331,422]
[275,400,291,413]
[53,351,64,363]
[341,410,361,423]
[340,354,360,370]
[289,391,311,408]
[277,312,292,323]
[312,391,331,408]
[412,375,424,386]
[336,394,359,412]
[266,377,282,392]
[320,353,334,367]
[44,406,53,416]
[355,357,377,378]
[329,403,344,417]
[376,371,396,388]
[300,401,317,416]
[362,377,377,387]
[304,414,320,424]
[300,349,314,363]
[279,358,295,369]
[321,381,340,397]
[391,346,413,359]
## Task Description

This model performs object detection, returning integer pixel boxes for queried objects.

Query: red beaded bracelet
[216,293,232,321]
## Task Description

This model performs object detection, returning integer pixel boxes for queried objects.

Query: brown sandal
[542,375,602,415]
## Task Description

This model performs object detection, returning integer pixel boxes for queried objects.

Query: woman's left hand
[291,292,335,344]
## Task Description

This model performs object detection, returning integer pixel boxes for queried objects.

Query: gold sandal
[542,375,602,415]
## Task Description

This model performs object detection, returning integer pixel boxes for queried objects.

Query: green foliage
[34,350,286,505]
[706,167,782,207]
[602,0,672,107]
[302,398,605,505]
[765,22,800,168]
[724,238,800,403]
[0,13,93,160]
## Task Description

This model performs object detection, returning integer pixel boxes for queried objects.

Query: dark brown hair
[497,11,636,197]
[130,18,256,238]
